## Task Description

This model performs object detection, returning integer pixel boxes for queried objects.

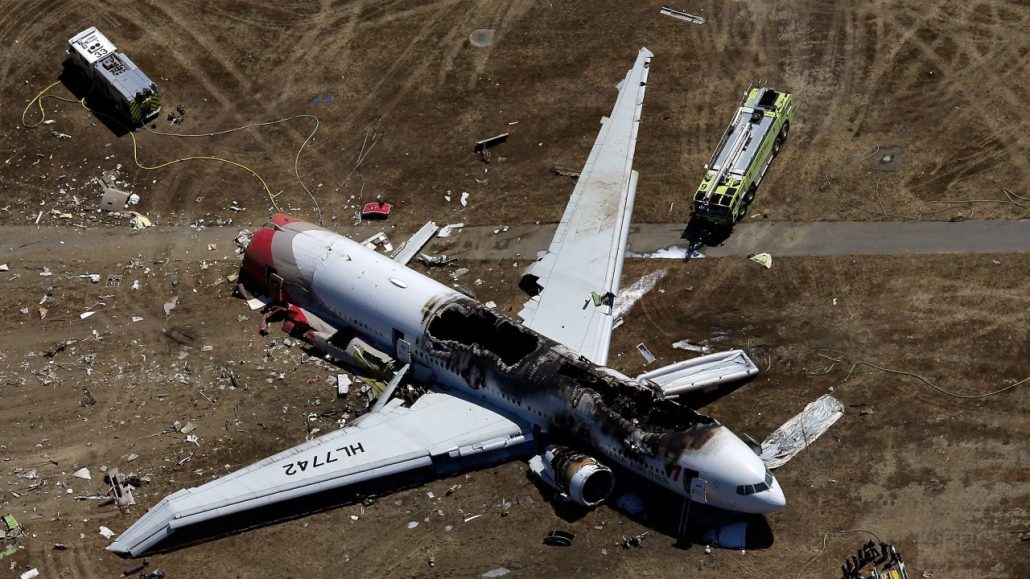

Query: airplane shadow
[606,471,775,551]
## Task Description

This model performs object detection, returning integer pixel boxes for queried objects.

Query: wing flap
[517,48,652,365]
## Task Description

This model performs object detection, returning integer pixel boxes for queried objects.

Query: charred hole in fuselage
[556,361,715,433]
[427,304,539,367]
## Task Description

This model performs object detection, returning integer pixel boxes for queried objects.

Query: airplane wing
[517,48,652,366]
[109,391,533,556]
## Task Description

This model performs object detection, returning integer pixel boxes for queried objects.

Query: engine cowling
[529,445,615,507]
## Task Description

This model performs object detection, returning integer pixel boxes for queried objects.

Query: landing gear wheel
[736,185,757,224]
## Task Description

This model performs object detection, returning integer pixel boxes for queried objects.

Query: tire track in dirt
[0,0,78,120]
[880,2,1030,191]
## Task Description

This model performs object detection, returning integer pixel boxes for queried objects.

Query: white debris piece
[40,266,52,277]
[80,311,96,320]
[163,296,179,316]
[748,253,773,269]
[0,264,9,271]
[185,434,200,446]
[391,221,438,265]
[407,521,419,529]
[437,222,464,238]
[672,339,711,354]
[337,374,352,397]
[660,6,706,24]
[131,279,140,291]
[20,569,40,579]
[131,316,144,323]
[73,467,92,480]
[460,191,470,206]
[760,394,844,469]
[636,343,656,364]
[99,526,116,539]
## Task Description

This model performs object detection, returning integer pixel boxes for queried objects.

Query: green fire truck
[691,85,794,224]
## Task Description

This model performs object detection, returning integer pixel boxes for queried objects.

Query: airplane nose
[764,482,786,511]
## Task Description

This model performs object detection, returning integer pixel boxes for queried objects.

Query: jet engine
[529,445,615,507]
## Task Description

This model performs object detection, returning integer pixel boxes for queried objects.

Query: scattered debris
[672,339,711,354]
[20,569,40,579]
[361,231,394,252]
[482,568,511,578]
[80,311,96,320]
[437,223,464,238]
[748,253,773,269]
[551,165,581,179]
[760,394,844,469]
[450,267,469,281]
[163,296,178,316]
[100,186,131,212]
[336,374,352,397]
[621,531,650,548]
[106,468,136,507]
[361,201,392,219]
[391,221,438,265]
[407,521,419,529]
[636,343,656,364]
[460,191,470,207]
[0,264,8,271]
[179,421,197,435]
[543,530,575,547]
[73,467,92,480]
[418,253,455,267]
[660,6,706,24]
[128,211,152,230]
[474,132,509,162]
[234,229,253,253]
[99,526,116,539]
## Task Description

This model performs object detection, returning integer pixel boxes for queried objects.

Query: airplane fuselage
[243,214,786,514]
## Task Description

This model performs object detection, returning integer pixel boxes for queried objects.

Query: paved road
[2,220,1027,265]
[446,219,1030,259]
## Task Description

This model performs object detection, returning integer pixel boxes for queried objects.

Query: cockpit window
[737,470,775,495]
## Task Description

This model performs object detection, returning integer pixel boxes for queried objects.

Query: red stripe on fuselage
[242,226,276,290]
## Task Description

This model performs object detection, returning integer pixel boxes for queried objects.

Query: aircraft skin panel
[108,391,530,556]
[518,48,652,366]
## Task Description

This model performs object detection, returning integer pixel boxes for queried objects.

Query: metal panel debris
[660,6,706,24]
[392,222,439,265]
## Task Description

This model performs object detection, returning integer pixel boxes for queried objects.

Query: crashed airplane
[109,48,777,556]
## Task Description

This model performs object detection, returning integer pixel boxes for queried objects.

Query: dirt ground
[1,1,1028,577]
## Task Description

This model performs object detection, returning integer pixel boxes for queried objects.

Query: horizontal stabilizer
[636,349,758,397]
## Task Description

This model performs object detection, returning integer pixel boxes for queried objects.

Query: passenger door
[689,477,708,504]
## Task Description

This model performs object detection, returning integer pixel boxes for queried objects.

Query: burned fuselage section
[421,299,722,486]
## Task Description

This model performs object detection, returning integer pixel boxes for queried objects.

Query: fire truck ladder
[698,115,754,207]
